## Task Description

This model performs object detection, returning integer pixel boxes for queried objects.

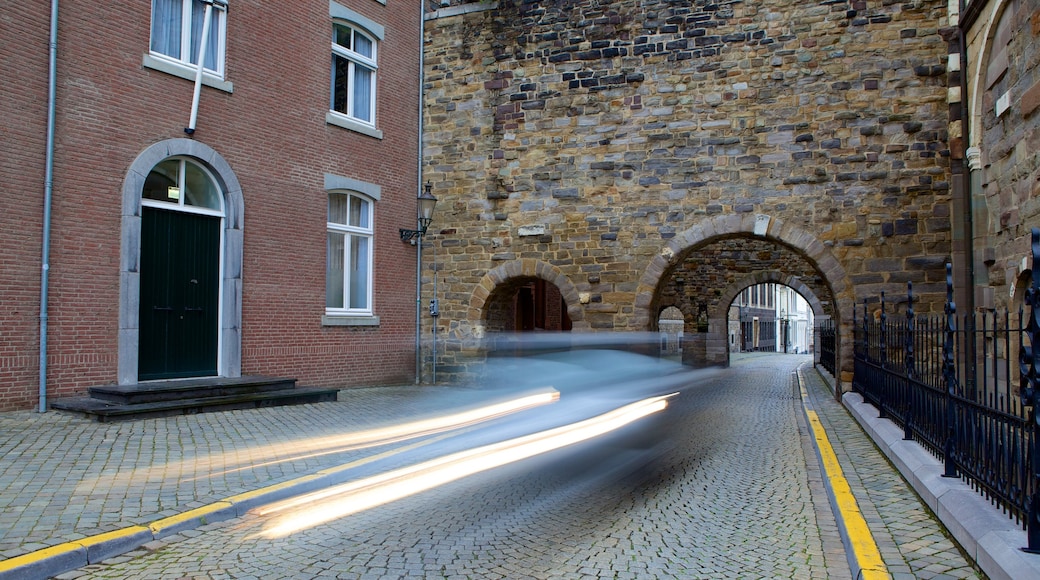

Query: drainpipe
[414,2,427,384]
[959,8,976,318]
[185,0,227,135]
[39,0,59,413]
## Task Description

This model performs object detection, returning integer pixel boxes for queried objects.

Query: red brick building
[1,0,424,410]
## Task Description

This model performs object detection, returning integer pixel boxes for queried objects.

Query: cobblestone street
[44,354,973,579]
[0,354,986,579]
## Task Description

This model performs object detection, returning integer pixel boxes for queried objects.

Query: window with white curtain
[331,23,377,126]
[150,0,226,76]
[327,191,374,315]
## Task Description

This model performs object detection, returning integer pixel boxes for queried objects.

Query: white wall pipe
[186,0,227,134]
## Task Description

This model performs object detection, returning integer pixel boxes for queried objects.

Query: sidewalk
[0,364,1031,579]
[0,386,494,580]
[797,365,981,580]
[802,363,1040,580]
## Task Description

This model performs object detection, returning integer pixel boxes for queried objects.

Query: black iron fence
[851,228,1040,550]
[817,319,836,377]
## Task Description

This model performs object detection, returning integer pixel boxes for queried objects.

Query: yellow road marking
[0,430,454,574]
[799,374,889,580]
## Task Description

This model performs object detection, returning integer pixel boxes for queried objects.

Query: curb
[841,390,1040,580]
[795,366,890,580]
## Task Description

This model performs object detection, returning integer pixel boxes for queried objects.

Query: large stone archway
[635,213,854,389]
[422,2,955,393]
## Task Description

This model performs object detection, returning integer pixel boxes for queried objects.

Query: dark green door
[139,207,220,380]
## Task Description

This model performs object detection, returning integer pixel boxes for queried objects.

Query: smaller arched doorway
[119,138,244,385]
[657,306,684,362]
[485,277,572,333]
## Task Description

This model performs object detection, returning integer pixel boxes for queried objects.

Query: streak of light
[255,393,675,539]
[78,389,559,492]
[181,388,561,481]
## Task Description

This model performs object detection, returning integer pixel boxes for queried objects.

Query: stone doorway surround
[118,139,244,385]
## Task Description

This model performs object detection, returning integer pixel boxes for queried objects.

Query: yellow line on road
[799,374,889,580]
[0,429,456,576]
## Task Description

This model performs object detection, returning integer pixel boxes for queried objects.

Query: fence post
[879,291,888,418]
[1020,227,1040,553]
[942,264,958,479]
[904,282,915,441]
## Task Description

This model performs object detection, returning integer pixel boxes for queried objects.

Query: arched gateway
[421,1,952,391]
[447,214,853,388]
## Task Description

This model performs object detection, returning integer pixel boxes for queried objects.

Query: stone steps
[50,376,339,422]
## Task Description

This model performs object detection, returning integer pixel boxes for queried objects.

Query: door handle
[183,306,204,313]
[153,306,173,312]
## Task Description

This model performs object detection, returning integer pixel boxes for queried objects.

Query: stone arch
[714,270,829,360]
[469,259,586,331]
[634,213,854,387]
[717,271,828,321]
[967,0,1019,151]
[118,138,244,384]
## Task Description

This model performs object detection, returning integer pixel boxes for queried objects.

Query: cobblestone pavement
[0,353,983,579]
[64,355,836,578]
[0,386,486,559]
[798,365,981,580]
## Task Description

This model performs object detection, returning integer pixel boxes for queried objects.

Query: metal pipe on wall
[39,0,59,413]
[414,0,427,385]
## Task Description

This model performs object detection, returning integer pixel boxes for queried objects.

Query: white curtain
[353,65,373,122]
[150,0,181,58]
[190,0,220,70]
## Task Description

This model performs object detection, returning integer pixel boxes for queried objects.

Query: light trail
[255,393,675,539]
[79,389,560,491]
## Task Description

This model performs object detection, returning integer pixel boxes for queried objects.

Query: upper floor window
[331,23,377,126]
[327,191,375,315]
[150,0,227,76]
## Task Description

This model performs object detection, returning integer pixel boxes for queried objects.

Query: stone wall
[422,0,955,382]
[965,0,1040,310]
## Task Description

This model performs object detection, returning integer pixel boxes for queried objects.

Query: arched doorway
[638,215,848,378]
[119,139,244,385]
[485,277,572,333]
[138,157,224,380]
[657,306,684,362]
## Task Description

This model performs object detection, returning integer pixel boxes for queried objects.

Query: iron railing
[851,228,1040,551]
[817,319,836,377]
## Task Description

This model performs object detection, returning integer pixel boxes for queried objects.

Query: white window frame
[331,24,378,124]
[326,3,385,139]
[146,0,230,89]
[141,156,226,219]
[326,190,376,320]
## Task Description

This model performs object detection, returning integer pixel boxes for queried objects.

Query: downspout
[960,2,976,318]
[39,0,59,413]
[185,0,227,135]
[415,1,427,384]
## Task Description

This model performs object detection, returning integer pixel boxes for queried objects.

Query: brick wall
[0,0,423,410]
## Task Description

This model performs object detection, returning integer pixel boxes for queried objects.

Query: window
[327,192,374,315]
[331,23,377,125]
[142,157,223,214]
[150,0,227,76]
